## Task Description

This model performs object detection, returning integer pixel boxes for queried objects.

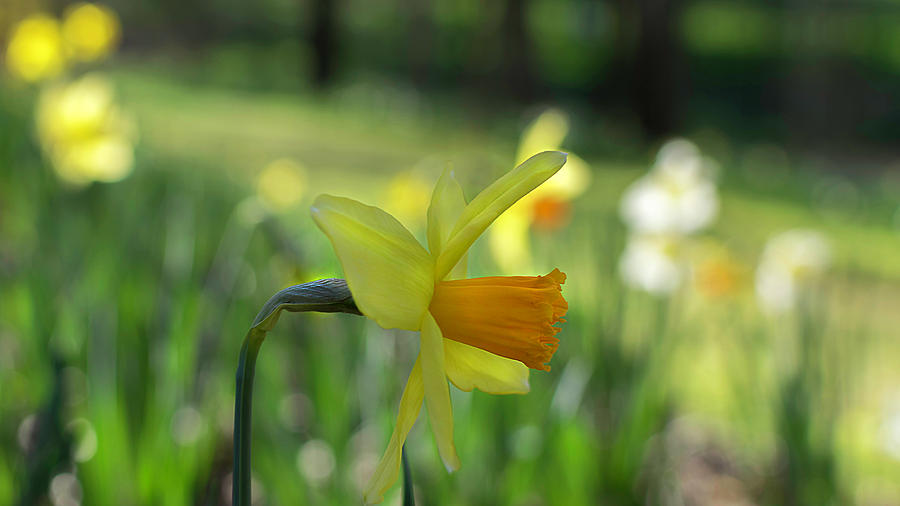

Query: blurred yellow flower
[490,109,592,273]
[516,109,568,164]
[311,151,568,503]
[36,74,136,185]
[5,14,65,82]
[257,158,309,211]
[692,243,747,299]
[61,3,121,62]
[381,170,433,230]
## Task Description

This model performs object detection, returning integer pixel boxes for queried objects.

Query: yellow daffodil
[692,242,747,299]
[311,151,569,504]
[36,73,136,185]
[256,158,309,211]
[5,14,66,82]
[489,109,591,273]
[61,3,121,62]
[381,169,433,231]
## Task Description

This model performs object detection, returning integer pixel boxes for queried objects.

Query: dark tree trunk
[500,0,536,101]
[624,0,684,139]
[405,0,434,88]
[310,0,338,88]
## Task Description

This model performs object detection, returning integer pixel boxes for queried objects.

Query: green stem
[402,444,414,506]
[233,332,262,506]
[231,278,360,506]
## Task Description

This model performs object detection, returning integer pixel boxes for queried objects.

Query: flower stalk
[402,445,414,506]
[232,278,361,506]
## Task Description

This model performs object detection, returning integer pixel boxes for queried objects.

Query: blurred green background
[1,0,899,505]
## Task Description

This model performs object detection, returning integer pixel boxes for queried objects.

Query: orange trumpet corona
[430,269,567,371]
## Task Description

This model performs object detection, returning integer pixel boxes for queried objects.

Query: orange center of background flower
[429,269,567,371]
[531,197,571,231]
[695,258,744,298]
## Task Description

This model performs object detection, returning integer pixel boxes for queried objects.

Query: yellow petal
[487,209,532,274]
[61,3,121,62]
[364,359,424,505]
[426,167,468,279]
[515,108,569,165]
[527,152,592,202]
[435,151,567,280]
[311,195,434,330]
[6,15,66,83]
[444,340,530,394]
[420,312,461,471]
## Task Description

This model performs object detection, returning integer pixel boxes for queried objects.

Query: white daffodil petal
[444,339,530,394]
[363,359,424,505]
[426,167,468,280]
[436,151,567,279]
[311,195,434,330]
[420,312,461,472]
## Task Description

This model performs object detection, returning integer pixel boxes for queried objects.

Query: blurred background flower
[5,14,66,82]
[35,73,136,185]
[489,109,592,273]
[755,229,831,312]
[690,241,747,299]
[619,234,685,295]
[620,139,719,236]
[256,158,309,212]
[380,169,433,231]
[60,3,120,63]
[4,3,120,83]
[618,139,721,296]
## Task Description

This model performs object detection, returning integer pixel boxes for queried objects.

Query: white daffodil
[755,229,831,312]
[620,139,719,235]
[883,397,900,461]
[619,234,685,295]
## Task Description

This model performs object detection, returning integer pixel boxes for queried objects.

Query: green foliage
[1,66,899,505]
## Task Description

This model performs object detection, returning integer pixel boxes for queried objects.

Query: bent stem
[402,444,414,506]
[233,333,262,506]
[232,279,360,506]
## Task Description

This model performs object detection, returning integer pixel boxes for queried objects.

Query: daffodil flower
[619,234,685,295]
[489,110,591,273]
[5,14,66,82]
[755,229,830,312]
[619,138,718,236]
[36,74,136,185]
[311,151,569,504]
[61,3,121,63]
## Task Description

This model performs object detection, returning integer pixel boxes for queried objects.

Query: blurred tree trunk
[611,0,684,139]
[781,0,834,148]
[500,0,536,101]
[405,0,434,87]
[310,0,338,88]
